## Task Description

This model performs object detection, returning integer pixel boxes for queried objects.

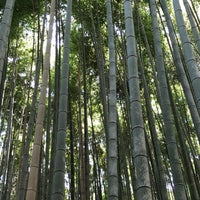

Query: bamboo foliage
[0,0,200,199]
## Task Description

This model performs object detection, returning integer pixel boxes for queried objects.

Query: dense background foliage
[0,0,200,199]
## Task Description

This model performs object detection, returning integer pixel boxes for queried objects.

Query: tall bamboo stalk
[0,0,15,89]
[51,0,72,199]
[25,0,55,199]
[124,1,152,199]
[106,0,118,199]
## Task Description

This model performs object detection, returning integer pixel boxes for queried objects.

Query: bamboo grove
[0,0,200,199]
